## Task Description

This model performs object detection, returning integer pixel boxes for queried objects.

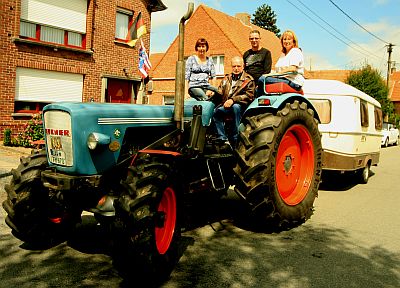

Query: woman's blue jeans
[188,85,219,101]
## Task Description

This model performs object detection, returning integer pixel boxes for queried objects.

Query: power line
[328,0,389,44]
[286,0,383,60]
[296,0,381,60]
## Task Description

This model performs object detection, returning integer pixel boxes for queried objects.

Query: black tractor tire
[2,149,80,245]
[234,100,322,230]
[113,156,181,284]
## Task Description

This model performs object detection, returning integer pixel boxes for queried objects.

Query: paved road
[0,145,399,288]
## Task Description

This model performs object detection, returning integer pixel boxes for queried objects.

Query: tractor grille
[44,111,73,167]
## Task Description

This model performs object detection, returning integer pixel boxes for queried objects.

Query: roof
[303,79,381,107]
[305,70,350,82]
[389,71,400,101]
[149,53,164,71]
[199,5,282,63]
[148,0,167,12]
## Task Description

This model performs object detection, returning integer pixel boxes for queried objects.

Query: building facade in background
[0,0,166,138]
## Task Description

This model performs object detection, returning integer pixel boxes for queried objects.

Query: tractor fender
[243,94,320,123]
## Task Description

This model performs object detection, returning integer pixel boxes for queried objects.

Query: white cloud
[304,52,338,71]
[151,0,199,28]
[373,0,389,5]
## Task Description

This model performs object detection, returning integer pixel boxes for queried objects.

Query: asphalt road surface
[0,145,399,288]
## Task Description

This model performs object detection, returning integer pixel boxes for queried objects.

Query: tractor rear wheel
[2,149,80,245]
[113,156,180,283]
[234,100,322,230]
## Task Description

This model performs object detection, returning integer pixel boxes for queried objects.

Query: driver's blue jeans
[213,103,243,145]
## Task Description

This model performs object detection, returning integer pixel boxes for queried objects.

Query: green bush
[3,129,12,146]
[16,113,44,147]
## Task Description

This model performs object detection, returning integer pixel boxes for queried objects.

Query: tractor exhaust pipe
[174,2,194,130]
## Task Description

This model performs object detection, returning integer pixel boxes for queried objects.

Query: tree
[251,4,281,38]
[345,64,396,122]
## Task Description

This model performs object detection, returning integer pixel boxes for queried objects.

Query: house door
[106,79,132,103]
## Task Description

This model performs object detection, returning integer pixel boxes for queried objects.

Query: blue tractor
[3,3,322,282]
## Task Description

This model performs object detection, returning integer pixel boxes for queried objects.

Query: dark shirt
[243,48,272,82]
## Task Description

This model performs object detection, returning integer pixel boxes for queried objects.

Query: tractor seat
[258,82,304,95]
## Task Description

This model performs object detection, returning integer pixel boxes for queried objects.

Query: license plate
[49,136,66,165]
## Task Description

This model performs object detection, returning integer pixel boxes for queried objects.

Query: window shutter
[16,68,83,103]
[20,0,87,33]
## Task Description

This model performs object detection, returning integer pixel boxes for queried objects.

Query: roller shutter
[16,68,83,103]
[20,0,87,33]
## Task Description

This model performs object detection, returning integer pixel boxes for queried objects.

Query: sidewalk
[0,143,32,172]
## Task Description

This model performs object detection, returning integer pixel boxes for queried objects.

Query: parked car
[381,122,399,147]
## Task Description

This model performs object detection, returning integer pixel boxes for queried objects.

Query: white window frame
[115,8,133,41]
[211,55,225,75]
[163,95,174,105]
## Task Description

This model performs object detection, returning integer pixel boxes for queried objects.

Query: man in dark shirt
[243,30,272,83]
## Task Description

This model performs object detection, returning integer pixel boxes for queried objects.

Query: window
[115,8,133,41]
[14,101,49,113]
[374,106,383,130]
[309,99,331,124]
[163,95,174,105]
[19,0,87,48]
[211,55,225,75]
[15,68,83,113]
[360,100,369,127]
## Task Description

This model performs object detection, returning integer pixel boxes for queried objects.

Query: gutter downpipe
[174,2,194,131]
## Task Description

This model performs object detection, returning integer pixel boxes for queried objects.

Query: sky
[150,0,400,78]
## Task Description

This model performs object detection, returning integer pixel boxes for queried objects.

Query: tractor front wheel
[113,156,180,283]
[2,150,80,245]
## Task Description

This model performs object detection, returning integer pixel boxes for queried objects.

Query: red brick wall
[0,0,151,139]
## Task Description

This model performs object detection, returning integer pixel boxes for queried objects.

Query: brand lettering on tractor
[46,129,71,137]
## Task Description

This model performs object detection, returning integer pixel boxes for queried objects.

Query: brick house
[389,71,400,116]
[148,4,281,105]
[305,70,350,82]
[0,0,166,139]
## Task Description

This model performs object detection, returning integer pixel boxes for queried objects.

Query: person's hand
[224,98,234,108]
[206,90,215,97]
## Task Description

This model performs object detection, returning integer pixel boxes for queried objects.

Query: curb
[0,144,32,156]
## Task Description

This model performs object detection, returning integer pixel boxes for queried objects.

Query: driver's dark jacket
[215,71,255,106]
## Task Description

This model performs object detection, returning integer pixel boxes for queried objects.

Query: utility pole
[386,43,394,87]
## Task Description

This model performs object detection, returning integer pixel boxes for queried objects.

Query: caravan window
[309,99,331,124]
[360,100,369,127]
[374,106,383,130]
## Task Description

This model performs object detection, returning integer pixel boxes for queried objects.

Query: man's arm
[264,49,272,74]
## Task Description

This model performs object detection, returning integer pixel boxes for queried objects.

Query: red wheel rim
[276,124,315,205]
[155,187,177,255]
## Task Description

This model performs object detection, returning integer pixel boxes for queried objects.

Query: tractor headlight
[87,132,111,150]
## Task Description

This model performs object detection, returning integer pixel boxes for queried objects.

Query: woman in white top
[258,30,304,92]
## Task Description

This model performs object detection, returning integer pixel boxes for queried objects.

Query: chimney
[235,13,251,26]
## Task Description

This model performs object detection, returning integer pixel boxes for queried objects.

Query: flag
[127,12,147,47]
[138,39,151,79]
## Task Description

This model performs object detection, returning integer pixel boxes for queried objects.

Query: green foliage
[3,129,12,146]
[251,4,281,38]
[16,113,44,147]
[345,64,396,120]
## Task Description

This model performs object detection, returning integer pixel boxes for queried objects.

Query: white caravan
[302,79,382,183]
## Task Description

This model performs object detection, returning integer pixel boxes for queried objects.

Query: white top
[275,48,305,86]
